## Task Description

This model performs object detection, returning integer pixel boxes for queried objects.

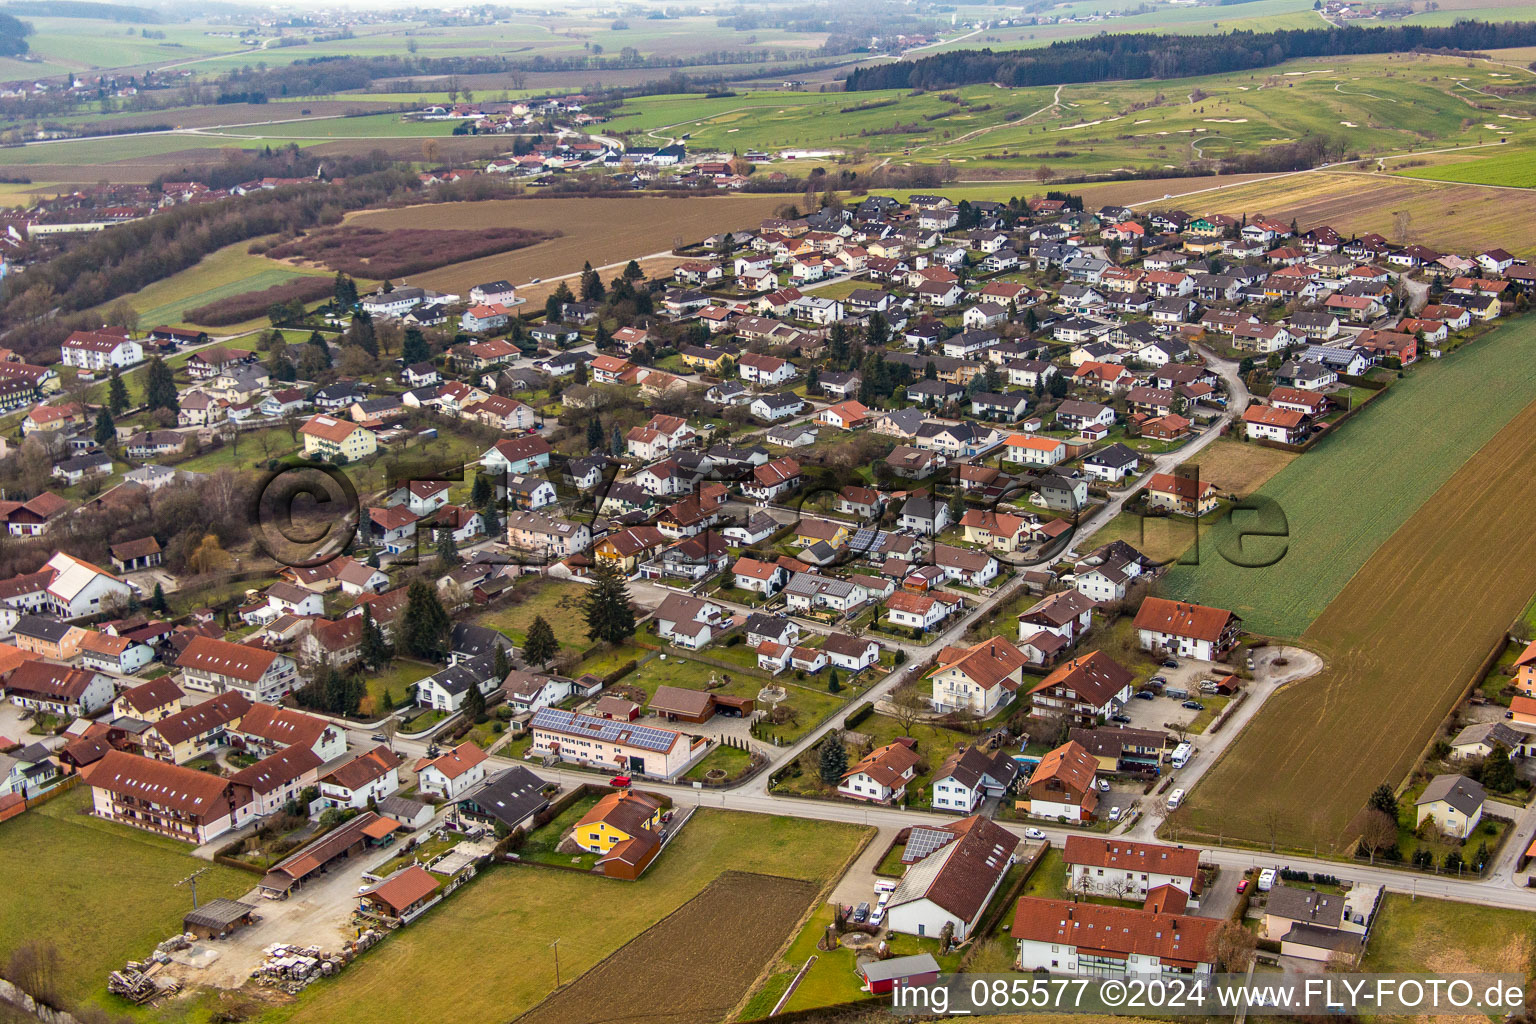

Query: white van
[873,879,897,894]
[1257,868,1276,892]
[1170,742,1193,769]
[1166,788,1185,810]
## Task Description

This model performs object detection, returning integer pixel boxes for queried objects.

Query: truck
[1170,742,1193,769]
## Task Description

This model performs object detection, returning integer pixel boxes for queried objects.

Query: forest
[844,20,1536,91]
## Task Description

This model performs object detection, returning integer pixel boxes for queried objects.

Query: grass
[1187,314,1536,850]
[1162,316,1536,638]
[1178,438,1298,499]
[358,657,436,717]
[517,792,602,869]
[1361,893,1536,975]
[1395,142,1536,188]
[124,239,334,331]
[0,788,252,1009]
[174,428,302,474]
[259,809,870,1024]
[473,579,590,649]
[681,744,754,782]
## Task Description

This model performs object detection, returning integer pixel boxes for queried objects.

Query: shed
[648,685,716,724]
[260,811,386,896]
[183,898,255,940]
[361,864,441,920]
[859,952,941,995]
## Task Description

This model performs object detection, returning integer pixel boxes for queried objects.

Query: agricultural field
[1178,438,1298,499]
[1393,144,1536,188]
[260,810,870,1024]
[1160,315,1536,638]
[114,237,340,332]
[0,787,253,1008]
[1184,317,1536,849]
[1361,894,1536,974]
[517,872,816,1024]
[345,194,790,294]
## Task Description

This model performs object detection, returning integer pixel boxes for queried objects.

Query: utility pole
[175,866,211,909]
[550,938,562,988]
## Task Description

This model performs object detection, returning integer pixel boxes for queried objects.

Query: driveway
[829,826,901,910]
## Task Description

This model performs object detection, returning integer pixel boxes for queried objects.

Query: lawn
[357,657,436,718]
[681,743,755,782]
[1395,145,1536,189]
[1161,315,1536,639]
[260,810,871,1024]
[1178,438,1298,499]
[173,428,302,475]
[1187,316,1536,850]
[0,788,253,1008]
[1362,893,1536,975]
[473,579,590,649]
[516,792,601,869]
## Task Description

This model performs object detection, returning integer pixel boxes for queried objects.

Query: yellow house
[299,414,377,463]
[593,526,664,574]
[1513,641,1536,697]
[680,348,732,374]
[1182,238,1223,254]
[794,518,850,550]
[573,790,663,854]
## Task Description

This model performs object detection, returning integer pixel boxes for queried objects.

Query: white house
[1062,836,1199,899]
[415,742,489,801]
[61,330,143,372]
[318,745,403,810]
[886,816,1020,940]
[838,741,920,803]
[932,748,1019,814]
[1011,899,1220,976]
[930,636,1029,716]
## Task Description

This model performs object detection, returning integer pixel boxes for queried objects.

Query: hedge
[844,701,874,729]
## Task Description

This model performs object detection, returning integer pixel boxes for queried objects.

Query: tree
[610,424,624,457]
[333,272,358,308]
[582,560,636,645]
[1353,808,1398,864]
[1482,745,1518,792]
[143,356,178,413]
[545,281,575,323]
[149,581,168,613]
[93,407,115,447]
[1367,782,1398,821]
[359,604,390,669]
[463,677,487,722]
[106,366,129,416]
[818,735,848,784]
[1211,919,1257,972]
[434,527,459,570]
[888,687,927,736]
[401,326,430,365]
[806,366,820,394]
[401,580,452,660]
[524,615,558,666]
[470,472,494,509]
[585,416,605,449]
[580,260,604,302]
[346,309,377,357]
[493,642,512,681]
[187,533,226,575]
[623,259,644,282]
[827,669,841,693]
[307,331,333,370]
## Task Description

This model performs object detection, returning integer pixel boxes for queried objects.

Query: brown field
[72,100,406,134]
[1082,169,1536,259]
[346,194,789,293]
[1184,384,1536,850]
[1090,512,1200,566]
[513,872,816,1024]
[265,225,553,280]
[1179,438,1298,498]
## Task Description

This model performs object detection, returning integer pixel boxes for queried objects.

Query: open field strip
[1185,316,1536,848]
[257,810,869,1024]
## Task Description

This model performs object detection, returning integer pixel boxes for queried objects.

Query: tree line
[844,20,1536,91]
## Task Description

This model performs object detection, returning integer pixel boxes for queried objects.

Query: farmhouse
[83,750,252,844]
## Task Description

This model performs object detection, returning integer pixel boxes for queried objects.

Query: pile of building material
[107,959,181,1004]
[251,932,386,994]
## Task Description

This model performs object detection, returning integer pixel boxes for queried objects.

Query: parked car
[853,902,871,923]
[871,906,886,926]
[1110,713,1132,723]
[1147,676,1167,686]
[874,879,897,894]
[1024,827,1047,840]
[610,775,632,787]
[1108,806,1122,822]
[877,890,891,908]
[1236,879,1249,894]
[1096,779,1111,791]
[371,732,388,742]
[1133,691,1155,701]
[1162,658,1179,668]
[1166,788,1185,810]
[1181,700,1205,711]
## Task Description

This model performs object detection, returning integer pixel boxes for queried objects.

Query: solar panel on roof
[903,826,955,863]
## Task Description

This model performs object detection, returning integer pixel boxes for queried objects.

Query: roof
[1132,596,1237,642]
[458,765,548,827]
[844,741,920,789]
[1030,651,1134,709]
[365,864,439,915]
[321,745,402,792]
[1265,884,1345,929]
[1245,404,1305,428]
[1062,836,1199,878]
[1011,896,1220,965]
[184,898,255,930]
[83,750,238,818]
[648,685,715,719]
[527,715,681,755]
[176,635,280,683]
[238,703,332,750]
[415,741,488,781]
[1416,773,1484,816]
[228,744,323,795]
[299,414,364,443]
[148,692,251,746]
[888,815,1019,924]
[934,636,1028,693]
[1029,740,1099,799]
[860,953,940,984]
[577,789,662,839]
[5,661,101,701]
[1145,472,1216,501]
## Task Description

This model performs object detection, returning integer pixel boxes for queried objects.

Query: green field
[1362,893,1536,974]
[259,809,869,1024]
[473,579,591,649]
[0,787,253,1008]
[1160,314,1536,638]
[1396,144,1536,188]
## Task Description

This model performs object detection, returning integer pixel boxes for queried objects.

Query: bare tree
[887,687,927,736]
[1259,800,1286,853]
[1352,808,1398,864]
[1211,920,1258,973]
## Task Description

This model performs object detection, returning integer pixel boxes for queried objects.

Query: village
[1,180,1535,1018]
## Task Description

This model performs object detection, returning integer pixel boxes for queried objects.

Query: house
[299,415,377,463]
[1069,726,1167,773]
[573,789,665,878]
[414,655,502,713]
[501,670,576,715]
[738,352,796,387]
[140,692,251,764]
[359,864,440,921]
[1011,897,1220,976]
[1082,443,1140,484]
[415,742,489,801]
[505,511,590,560]
[37,552,135,620]
[318,745,403,809]
[1449,721,1523,761]
[4,661,114,717]
[741,456,802,501]
[112,676,184,723]
[750,392,806,422]
[1021,740,1099,822]
[1074,541,1152,604]
[823,633,881,672]
[453,765,548,833]
[1028,650,1134,724]
[1259,884,1368,963]
[885,815,1020,940]
[481,435,553,476]
[930,636,1029,715]
[10,615,87,660]
[234,703,347,762]
[1243,404,1307,444]
[1414,773,1484,839]
[61,329,142,371]
[1005,435,1066,468]
[1144,472,1218,517]
[819,400,870,431]
[733,556,789,596]
[1133,596,1241,661]
[109,537,162,574]
[652,593,726,650]
[82,750,252,844]
[1063,836,1199,899]
[934,544,999,589]
[839,740,920,803]
[886,591,957,632]
[1054,400,1115,432]
[898,494,950,536]
[932,747,1020,813]
[176,636,299,704]
[230,744,323,816]
[79,631,154,675]
[529,707,693,778]
[1018,590,1096,646]
[858,954,941,997]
